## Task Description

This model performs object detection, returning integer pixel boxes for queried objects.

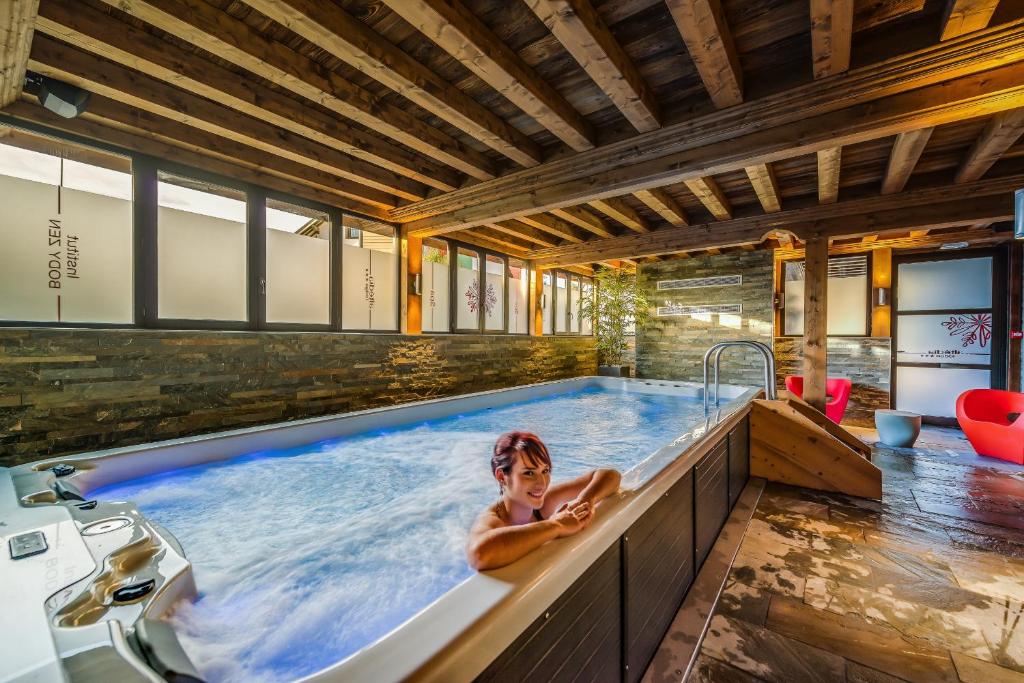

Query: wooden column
[403,233,423,334]
[803,237,828,412]
[530,265,545,336]
[871,247,892,337]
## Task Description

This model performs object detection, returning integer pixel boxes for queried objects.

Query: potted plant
[580,268,650,377]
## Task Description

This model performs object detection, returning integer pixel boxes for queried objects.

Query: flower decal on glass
[942,313,991,348]
[465,282,498,314]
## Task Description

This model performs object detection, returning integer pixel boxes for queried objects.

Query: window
[783,255,869,336]
[580,277,594,336]
[265,199,331,326]
[484,254,505,331]
[555,272,568,333]
[569,276,581,333]
[508,259,529,334]
[542,272,553,333]
[421,238,450,333]
[0,128,132,323]
[455,246,480,331]
[341,216,397,331]
[158,172,247,322]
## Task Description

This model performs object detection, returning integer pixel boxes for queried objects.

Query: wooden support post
[803,237,828,412]
[871,247,892,338]
[404,233,423,334]
[531,266,545,336]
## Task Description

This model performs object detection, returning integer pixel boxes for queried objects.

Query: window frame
[338,215,401,333]
[420,236,453,335]
[779,252,873,338]
[448,239,511,334]
[549,268,582,336]
[506,257,531,336]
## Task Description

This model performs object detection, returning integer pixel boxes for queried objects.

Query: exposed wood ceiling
[1,0,1022,269]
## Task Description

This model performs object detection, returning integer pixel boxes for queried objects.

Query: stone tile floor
[691,426,1024,682]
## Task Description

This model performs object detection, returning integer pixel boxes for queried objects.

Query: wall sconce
[540,293,547,309]
[411,273,421,296]
[873,286,890,306]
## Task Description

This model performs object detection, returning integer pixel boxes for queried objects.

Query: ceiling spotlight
[25,72,90,119]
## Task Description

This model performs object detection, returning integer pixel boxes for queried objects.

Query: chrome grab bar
[703,341,777,412]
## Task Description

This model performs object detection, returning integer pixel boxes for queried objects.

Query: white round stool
[875,409,922,448]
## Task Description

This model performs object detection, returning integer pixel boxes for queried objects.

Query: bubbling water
[94,387,707,682]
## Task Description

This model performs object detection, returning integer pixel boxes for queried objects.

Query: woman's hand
[550,500,592,537]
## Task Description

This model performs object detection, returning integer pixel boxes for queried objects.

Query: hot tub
[1,376,757,683]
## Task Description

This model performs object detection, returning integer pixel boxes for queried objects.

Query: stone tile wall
[774,336,892,427]
[0,329,596,466]
[636,251,775,387]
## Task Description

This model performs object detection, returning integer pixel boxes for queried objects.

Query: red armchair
[956,389,1024,465]
[785,376,852,424]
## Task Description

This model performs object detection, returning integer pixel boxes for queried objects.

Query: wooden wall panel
[728,416,750,508]
[695,441,729,569]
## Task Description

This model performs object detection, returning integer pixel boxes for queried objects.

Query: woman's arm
[466,503,591,571]
[540,468,621,519]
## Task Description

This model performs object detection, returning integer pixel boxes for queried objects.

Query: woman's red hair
[491,431,551,476]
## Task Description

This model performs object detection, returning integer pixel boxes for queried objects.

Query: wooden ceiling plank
[27,36,407,208]
[777,227,1003,259]
[486,220,561,248]
[881,127,934,194]
[744,163,782,213]
[811,0,854,80]
[684,177,732,220]
[955,108,1024,183]
[94,0,496,181]
[382,0,593,152]
[398,19,1024,233]
[817,147,842,205]
[463,227,534,254]
[3,99,390,218]
[35,0,461,193]
[550,206,617,238]
[588,197,651,233]
[633,188,689,227]
[0,0,38,107]
[941,0,1002,40]
[245,0,541,168]
[517,214,588,243]
[525,0,660,133]
[665,0,743,108]
[527,175,1019,266]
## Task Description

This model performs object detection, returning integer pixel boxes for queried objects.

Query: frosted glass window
[341,218,397,331]
[509,259,529,334]
[569,277,581,333]
[542,272,552,334]
[784,256,868,335]
[266,200,330,325]
[422,239,450,333]
[896,313,993,365]
[484,254,505,331]
[158,174,247,321]
[897,257,992,311]
[555,273,568,333]
[896,366,990,418]
[580,279,594,335]
[456,247,480,330]
[0,132,133,323]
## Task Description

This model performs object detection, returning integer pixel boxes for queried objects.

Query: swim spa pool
[3,377,757,683]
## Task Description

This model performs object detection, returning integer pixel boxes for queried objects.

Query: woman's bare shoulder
[470,502,507,534]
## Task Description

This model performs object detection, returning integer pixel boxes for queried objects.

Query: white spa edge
[18,376,758,683]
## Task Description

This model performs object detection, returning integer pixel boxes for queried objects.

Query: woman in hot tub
[466,431,621,570]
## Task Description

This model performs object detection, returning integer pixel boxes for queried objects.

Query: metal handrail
[703,340,777,412]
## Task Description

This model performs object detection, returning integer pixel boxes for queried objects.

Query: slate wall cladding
[774,336,892,427]
[636,252,775,386]
[0,329,596,466]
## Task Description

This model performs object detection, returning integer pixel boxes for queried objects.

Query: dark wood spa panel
[695,441,730,569]
[624,470,695,683]
[728,417,750,508]
[475,542,622,683]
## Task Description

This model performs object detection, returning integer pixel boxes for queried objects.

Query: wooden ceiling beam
[34,0,462,194]
[27,36,408,208]
[452,230,531,256]
[245,0,541,168]
[95,0,496,181]
[816,147,842,204]
[744,163,782,213]
[0,0,38,108]
[881,127,934,194]
[382,0,593,152]
[941,0,1002,41]
[810,0,854,79]
[684,177,732,220]
[462,228,534,254]
[633,188,689,227]
[2,100,390,219]
[954,108,1024,183]
[397,21,1024,233]
[485,221,561,248]
[665,0,743,108]
[588,197,651,233]
[527,175,1019,266]
[517,214,588,243]
[550,206,617,238]
[777,227,1005,258]
[525,0,660,133]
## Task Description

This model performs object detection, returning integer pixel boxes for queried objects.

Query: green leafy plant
[580,269,650,366]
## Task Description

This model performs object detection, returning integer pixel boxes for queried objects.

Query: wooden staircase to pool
[749,397,883,500]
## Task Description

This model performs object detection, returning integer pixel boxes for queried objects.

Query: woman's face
[498,454,551,510]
